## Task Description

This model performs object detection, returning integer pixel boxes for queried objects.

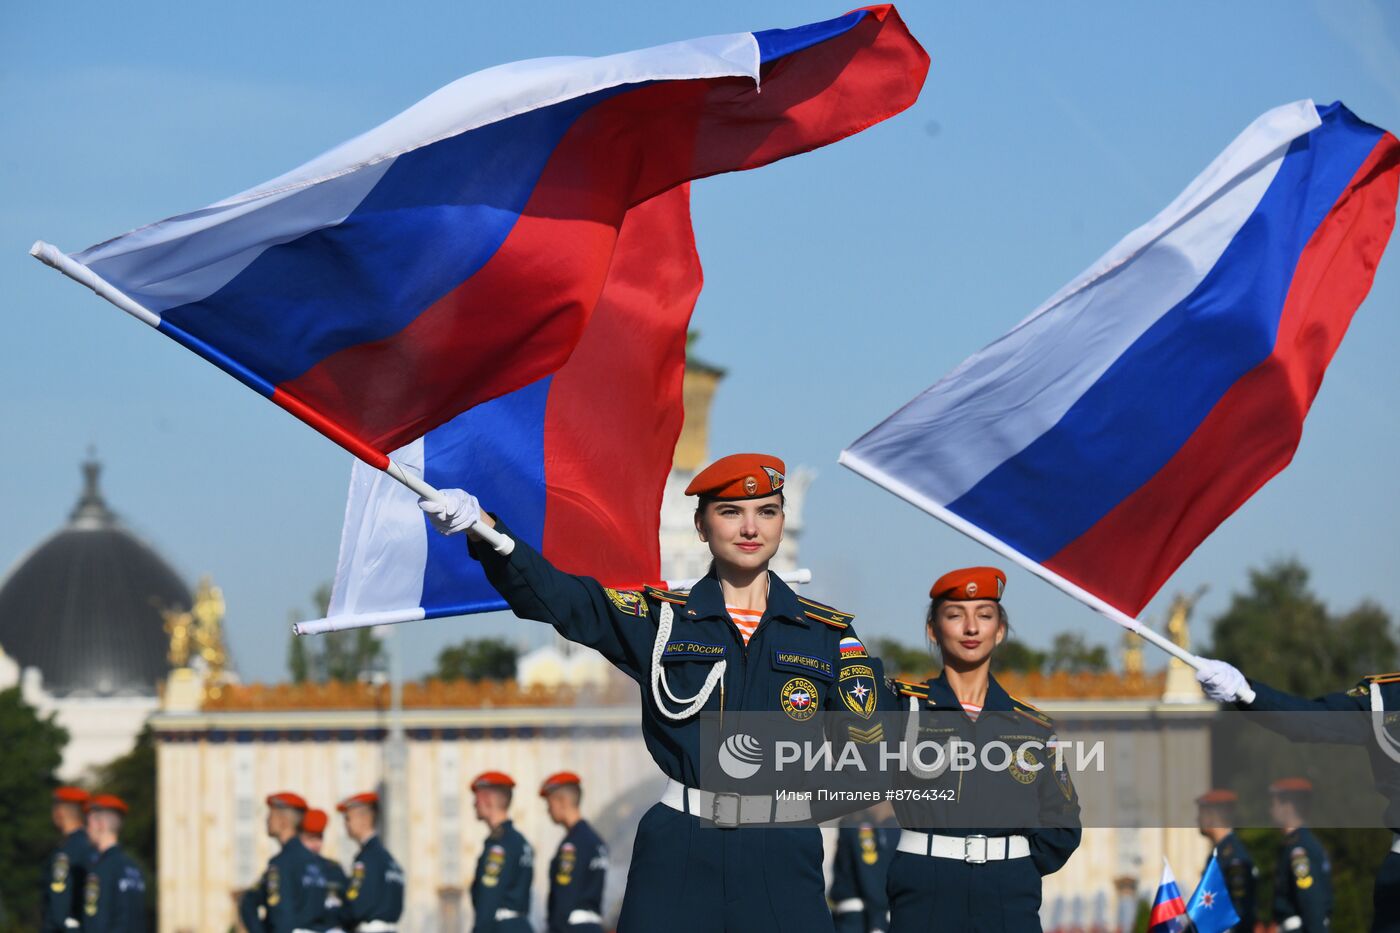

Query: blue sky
[4,2,1399,682]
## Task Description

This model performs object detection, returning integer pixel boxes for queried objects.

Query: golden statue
[191,576,230,684]
[1165,585,1208,652]
[1121,629,1144,677]
[162,606,194,668]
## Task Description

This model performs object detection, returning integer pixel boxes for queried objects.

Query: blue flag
[1186,853,1242,933]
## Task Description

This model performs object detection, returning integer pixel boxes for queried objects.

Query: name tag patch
[773,650,834,682]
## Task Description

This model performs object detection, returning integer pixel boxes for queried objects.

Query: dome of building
[0,458,188,697]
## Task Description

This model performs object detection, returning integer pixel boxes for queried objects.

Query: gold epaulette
[1007,692,1054,729]
[797,596,853,629]
[890,678,930,700]
[1364,672,1400,684]
[642,585,688,606]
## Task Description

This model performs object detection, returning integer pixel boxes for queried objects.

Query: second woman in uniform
[885,567,1081,933]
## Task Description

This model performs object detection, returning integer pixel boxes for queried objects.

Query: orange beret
[87,794,128,814]
[266,791,308,811]
[53,786,89,805]
[930,567,1006,601]
[471,771,516,791]
[1268,777,1313,794]
[684,453,786,500]
[539,771,582,797]
[302,809,329,834]
[336,792,379,813]
[1195,789,1239,806]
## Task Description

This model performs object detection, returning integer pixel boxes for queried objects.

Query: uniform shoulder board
[796,595,854,629]
[889,677,930,700]
[1007,693,1054,728]
[1364,672,1400,684]
[642,585,688,606]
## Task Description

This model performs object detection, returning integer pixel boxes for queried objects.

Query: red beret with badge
[302,809,329,834]
[471,771,516,791]
[1195,789,1239,806]
[930,567,1007,601]
[267,791,309,811]
[53,786,89,805]
[87,794,128,814]
[336,792,379,812]
[684,453,786,500]
[539,771,583,797]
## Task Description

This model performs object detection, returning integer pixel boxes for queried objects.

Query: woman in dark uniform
[884,567,1081,933]
[420,452,886,933]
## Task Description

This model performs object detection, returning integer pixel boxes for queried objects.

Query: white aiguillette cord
[905,695,952,779]
[650,602,726,721]
[1373,688,1400,763]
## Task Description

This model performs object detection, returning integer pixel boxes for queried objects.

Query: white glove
[1196,659,1251,703]
[417,489,481,536]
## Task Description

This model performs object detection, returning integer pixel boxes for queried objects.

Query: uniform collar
[925,670,1014,712]
[357,834,380,855]
[682,570,807,626]
[491,819,515,841]
[566,819,590,840]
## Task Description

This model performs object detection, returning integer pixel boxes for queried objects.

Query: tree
[1045,632,1109,674]
[284,583,383,683]
[435,638,519,681]
[1209,559,1397,697]
[992,640,1047,675]
[92,726,157,917]
[870,637,934,680]
[0,687,67,932]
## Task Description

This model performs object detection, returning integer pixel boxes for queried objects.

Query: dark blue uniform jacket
[80,845,146,932]
[546,819,607,931]
[341,835,404,929]
[42,828,95,932]
[471,820,533,932]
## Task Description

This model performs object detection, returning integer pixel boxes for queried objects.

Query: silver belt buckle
[712,791,742,828]
[964,834,989,864]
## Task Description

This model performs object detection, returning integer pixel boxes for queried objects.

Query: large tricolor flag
[43,7,927,470]
[842,100,1399,618]
[324,186,698,624]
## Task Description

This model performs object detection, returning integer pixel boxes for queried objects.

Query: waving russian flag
[47,7,927,468]
[843,100,1400,617]
[1147,859,1189,933]
[320,186,697,625]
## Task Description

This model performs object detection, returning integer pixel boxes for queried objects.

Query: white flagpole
[840,449,1207,669]
[29,240,514,556]
[293,568,815,636]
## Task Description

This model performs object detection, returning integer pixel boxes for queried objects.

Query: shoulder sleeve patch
[797,596,854,629]
[603,587,649,617]
[643,585,688,606]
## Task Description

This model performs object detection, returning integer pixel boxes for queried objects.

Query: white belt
[896,830,1030,863]
[568,909,603,925]
[660,778,812,827]
[1281,917,1303,931]
[1392,833,1400,855]
[65,922,80,930]
[833,897,865,914]
[357,924,398,933]
[495,908,521,921]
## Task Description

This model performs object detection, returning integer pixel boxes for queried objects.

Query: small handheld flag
[1148,858,1189,933]
[1186,853,1242,933]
